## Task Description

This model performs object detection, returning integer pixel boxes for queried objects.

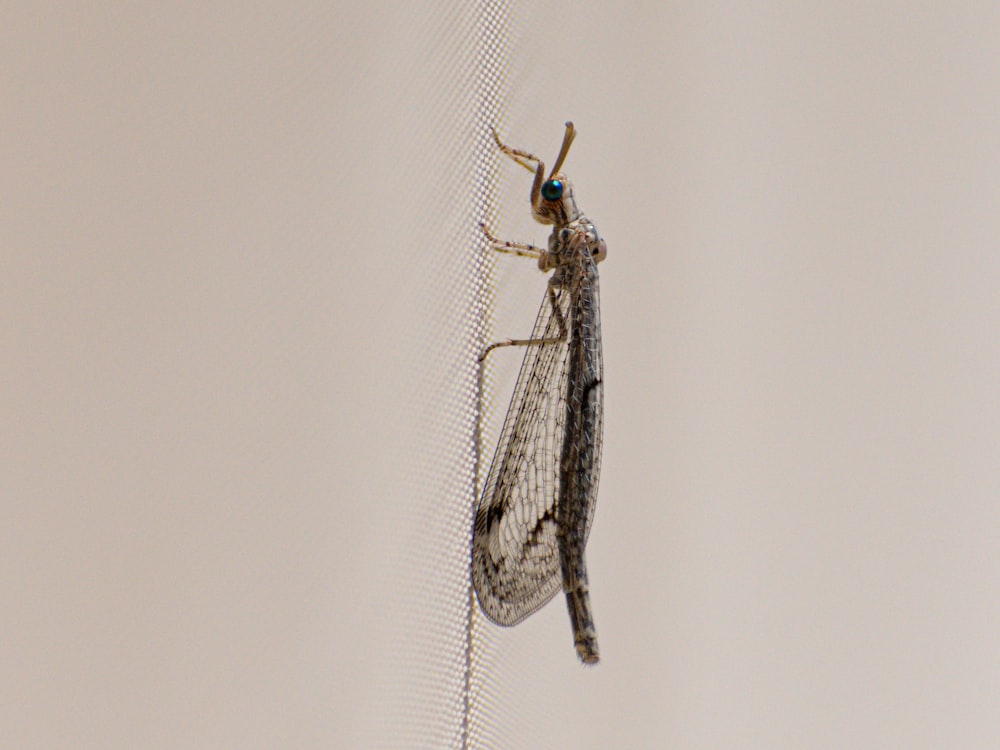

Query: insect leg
[479,284,567,362]
[490,127,544,174]
[480,222,544,260]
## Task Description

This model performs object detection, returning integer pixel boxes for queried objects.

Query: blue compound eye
[541,179,564,202]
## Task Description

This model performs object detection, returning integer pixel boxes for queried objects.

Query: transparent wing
[472,258,607,627]
[473,279,571,625]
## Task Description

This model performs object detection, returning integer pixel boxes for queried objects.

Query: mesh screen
[7,2,1000,748]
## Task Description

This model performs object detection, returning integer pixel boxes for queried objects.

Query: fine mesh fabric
[9,3,1000,749]
[1,2,526,747]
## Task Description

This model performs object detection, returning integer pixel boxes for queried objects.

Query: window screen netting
[8,2,1000,748]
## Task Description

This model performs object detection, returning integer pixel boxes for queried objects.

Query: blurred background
[4,2,1000,747]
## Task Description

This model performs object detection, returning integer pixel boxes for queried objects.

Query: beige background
[5,2,1000,748]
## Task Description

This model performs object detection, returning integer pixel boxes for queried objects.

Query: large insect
[473,122,606,664]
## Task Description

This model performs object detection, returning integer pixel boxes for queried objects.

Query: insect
[473,122,607,664]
